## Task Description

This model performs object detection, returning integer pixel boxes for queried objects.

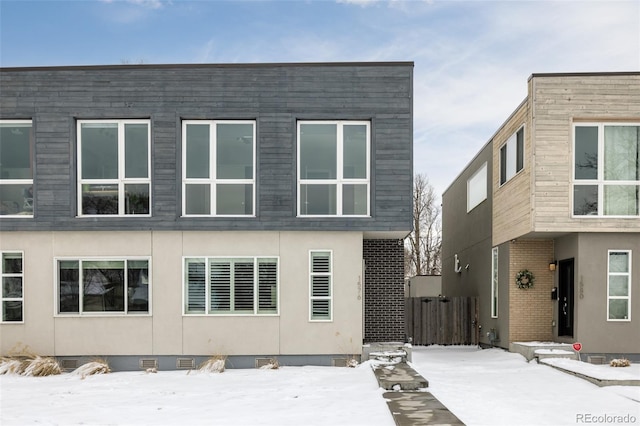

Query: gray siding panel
[0,63,413,232]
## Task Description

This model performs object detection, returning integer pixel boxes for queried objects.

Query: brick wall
[363,239,405,342]
[508,239,555,342]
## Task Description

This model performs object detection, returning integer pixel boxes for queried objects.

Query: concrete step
[373,362,428,391]
[383,392,465,426]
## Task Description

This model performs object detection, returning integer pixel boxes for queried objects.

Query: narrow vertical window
[491,247,498,318]
[467,162,487,212]
[607,250,631,321]
[1,252,24,322]
[310,251,332,321]
[78,120,151,216]
[0,121,33,217]
[499,126,525,185]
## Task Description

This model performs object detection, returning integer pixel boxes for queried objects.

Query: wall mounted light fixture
[549,261,557,271]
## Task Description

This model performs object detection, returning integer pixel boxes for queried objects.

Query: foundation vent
[177,358,195,369]
[60,359,79,370]
[332,358,349,367]
[255,358,275,368]
[588,355,606,365]
[139,358,158,370]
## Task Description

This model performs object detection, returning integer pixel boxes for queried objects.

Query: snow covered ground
[1,346,638,426]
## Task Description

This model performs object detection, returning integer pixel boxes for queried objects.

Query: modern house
[0,62,413,369]
[442,72,639,361]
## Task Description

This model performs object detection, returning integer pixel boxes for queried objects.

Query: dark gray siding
[0,63,413,232]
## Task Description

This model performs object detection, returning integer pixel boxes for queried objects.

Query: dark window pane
[216,184,252,215]
[217,123,253,179]
[59,261,79,313]
[2,277,23,298]
[186,124,210,179]
[82,184,119,214]
[300,184,336,215]
[185,184,210,215]
[343,125,367,179]
[0,123,32,180]
[83,261,124,312]
[81,124,118,179]
[2,301,22,321]
[500,145,507,185]
[125,184,150,215]
[124,124,149,178]
[127,260,149,312]
[516,128,524,173]
[2,253,22,273]
[300,124,337,179]
[575,126,598,180]
[186,260,206,313]
[0,184,33,216]
[573,185,598,215]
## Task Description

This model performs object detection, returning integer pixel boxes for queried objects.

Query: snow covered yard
[411,346,640,426]
[0,364,394,426]
[1,346,639,426]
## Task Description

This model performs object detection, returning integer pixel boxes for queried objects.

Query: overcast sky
[1,0,638,197]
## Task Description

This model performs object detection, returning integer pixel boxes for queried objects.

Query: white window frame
[1,251,24,323]
[499,126,524,186]
[309,250,333,322]
[182,256,279,316]
[467,162,487,212]
[181,120,256,217]
[607,250,632,322]
[77,119,151,217]
[54,257,152,316]
[572,122,640,218]
[0,120,34,218]
[297,120,370,217]
[491,247,498,319]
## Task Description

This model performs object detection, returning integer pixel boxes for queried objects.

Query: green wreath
[516,269,535,289]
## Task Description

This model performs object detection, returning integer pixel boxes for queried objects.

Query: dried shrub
[610,358,631,367]
[73,359,111,379]
[259,358,279,370]
[23,356,62,377]
[199,355,227,373]
[0,358,29,375]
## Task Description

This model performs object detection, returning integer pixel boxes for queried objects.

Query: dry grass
[610,358,631,367]
[73,359,111,379]
[259,358,280,370]
[0,357,29,375]
[199,355,227,373]
[23,356,62,377]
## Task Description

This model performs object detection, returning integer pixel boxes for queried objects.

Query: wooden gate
[405,297,478,346]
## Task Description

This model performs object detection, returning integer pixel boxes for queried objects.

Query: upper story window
[499,126,524,185]
[1,252,24,322]
[56,258,150,315]
[77,120,151,216]
[298,121,370,216]
[573,123,639,217]
[182,121,255,216]
[184,257,278,315]
[467,162,487,212]
[0,121,33,218]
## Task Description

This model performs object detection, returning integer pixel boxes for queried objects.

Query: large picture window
[1,252,24,322]
[77,120,151,216]
[0,121,33,217]
[309,251,332,321]
[607,250,631,321]
[57,258,150,315]
[499,126,524,185]
[573,124,639,217]
[184,257,278,315]
[182,121,255,216]
[298,121,370,216]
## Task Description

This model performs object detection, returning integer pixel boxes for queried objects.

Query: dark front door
[558,259,575,337]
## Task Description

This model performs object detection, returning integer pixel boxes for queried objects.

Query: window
[298,121,370,216]
[182,121,255,216]
[1,252,23,322]
[0,121,33,217]
[467,162,487,212]
[184,257,278,315]
[491,247,498,318]
[56,258,150,315]
[309,251,332,321]
[607,250,631,321]
[573,124,639,217]
[77,120,151,216]
[499,126,524,185]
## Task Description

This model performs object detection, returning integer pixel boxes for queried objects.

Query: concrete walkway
[372,362,464,426]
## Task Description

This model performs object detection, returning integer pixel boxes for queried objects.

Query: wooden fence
[405,296,478,346]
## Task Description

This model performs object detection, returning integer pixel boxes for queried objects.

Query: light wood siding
[530,74,640,233]
[0,63,413,233]
[492,102,531,246]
